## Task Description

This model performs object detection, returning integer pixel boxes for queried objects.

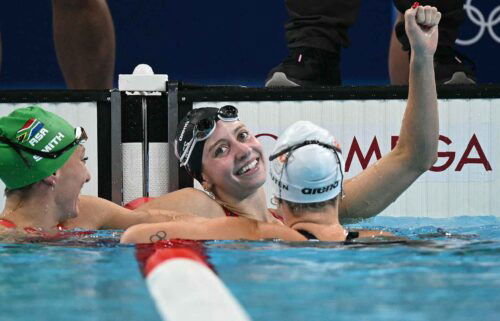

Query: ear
[42,171,60,186]
[201,173,213,191]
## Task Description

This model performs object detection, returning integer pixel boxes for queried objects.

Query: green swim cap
[0,106,80,189]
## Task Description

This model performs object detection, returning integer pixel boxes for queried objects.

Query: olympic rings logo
[456,0,500,45]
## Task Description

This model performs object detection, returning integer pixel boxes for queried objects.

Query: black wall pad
[177,83,500,103]
[97,99,112,200]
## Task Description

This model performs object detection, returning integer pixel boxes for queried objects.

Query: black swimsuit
[297,229,360,241]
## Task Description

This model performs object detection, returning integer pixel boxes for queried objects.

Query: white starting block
[118,64,168,95]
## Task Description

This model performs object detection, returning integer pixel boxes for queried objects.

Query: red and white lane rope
[136,240,251,321]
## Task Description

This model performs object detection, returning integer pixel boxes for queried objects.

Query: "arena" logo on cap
[302,181,339,195]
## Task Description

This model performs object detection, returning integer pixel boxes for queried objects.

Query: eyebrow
[207,124,246,154]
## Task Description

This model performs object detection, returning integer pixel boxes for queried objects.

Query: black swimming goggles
[269,140,344,200]
[178,105,239,167]
[0,126,87,160]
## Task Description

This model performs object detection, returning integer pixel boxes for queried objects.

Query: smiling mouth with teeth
[236,158,259,175]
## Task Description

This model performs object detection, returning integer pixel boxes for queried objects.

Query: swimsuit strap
[0,218,93,238]
[269,209,284,223]
[0,219,47,235]
[0,218,17,228]
[223,206,239,217]
[296,228,360,241]
[54,222,95,237]
[345,231,359,241]
[296,229,317,240]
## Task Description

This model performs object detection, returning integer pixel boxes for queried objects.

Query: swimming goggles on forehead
[0,126,87,160]
[178,105,239,167]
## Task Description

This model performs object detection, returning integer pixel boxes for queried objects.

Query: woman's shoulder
[139,188,226,218]
[149,187,215,205]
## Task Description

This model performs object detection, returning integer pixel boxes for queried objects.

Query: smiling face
[53,145,91,220]
[201,121,267,200]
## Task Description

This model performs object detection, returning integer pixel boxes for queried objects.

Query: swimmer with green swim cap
[0,106,91,236]
[0,107,195,238]
[0,106,88,189]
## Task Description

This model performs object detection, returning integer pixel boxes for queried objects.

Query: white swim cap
[269,121,344,203]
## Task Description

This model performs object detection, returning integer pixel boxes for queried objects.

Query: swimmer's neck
[282,203,341,227]
[2,186,63,231]
[215,187,271,222]
[284,205,347,241]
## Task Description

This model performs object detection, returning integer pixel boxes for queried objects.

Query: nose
[84,167,91,183]
[234,141,252,161]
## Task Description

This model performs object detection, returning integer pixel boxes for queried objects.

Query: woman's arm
[120,217,306,243]
[340,5,441,221]
[68,195,199,230]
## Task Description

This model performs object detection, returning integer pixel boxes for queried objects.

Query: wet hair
[277,195,339,216]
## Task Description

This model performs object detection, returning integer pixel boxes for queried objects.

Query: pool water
[0,236,161,321]
[1,216,499,321]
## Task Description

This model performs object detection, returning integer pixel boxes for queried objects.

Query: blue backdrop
[0,1,497,89]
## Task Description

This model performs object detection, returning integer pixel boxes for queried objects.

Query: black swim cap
[175,106,239,183]
[175,107,219,182]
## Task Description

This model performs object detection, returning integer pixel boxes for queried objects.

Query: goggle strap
[0,137,59,159]
[179,138,195,167]
[179,123,217,167]
[0,126,85,160]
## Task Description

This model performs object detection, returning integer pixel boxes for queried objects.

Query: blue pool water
[0,237,161,321]
[0,216,499,321]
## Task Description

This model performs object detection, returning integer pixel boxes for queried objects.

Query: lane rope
[136,240,251,321]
